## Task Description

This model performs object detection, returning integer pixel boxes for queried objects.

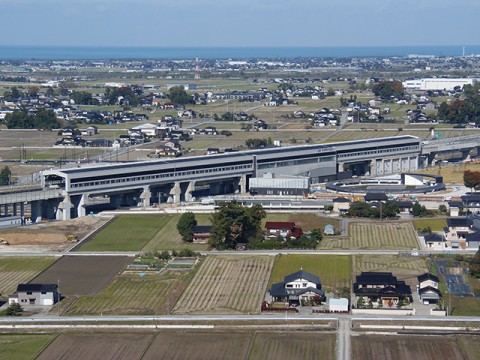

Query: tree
[383,201,399,218]
[412,202,428,217]
[469,248,480,278]
[34,109,60,130]
[5,109,59,130]
[168,86,193,106]
[210,201,265,249]
[176,212,197,242]
[372,80,404,100]
[5,303,23,316]
[5,110,35,129]
[70,91,99,105]
[0,166,12,186]
[464,170,480,193]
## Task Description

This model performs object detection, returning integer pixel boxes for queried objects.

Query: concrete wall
[352,308,415,315]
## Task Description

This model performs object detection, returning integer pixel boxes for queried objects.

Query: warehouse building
[249,173,309,196]
[402,78,475,91]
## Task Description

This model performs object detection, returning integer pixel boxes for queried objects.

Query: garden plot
[319,222,419,250]
[0,257,57,295]
[172,255,275,314]
[64,270,189,315]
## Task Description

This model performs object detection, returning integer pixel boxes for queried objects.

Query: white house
[417,273,442,305]
[9,284,59,306]
[269,269,325,305]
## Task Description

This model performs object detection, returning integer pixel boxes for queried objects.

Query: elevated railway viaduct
[33,135,421,220]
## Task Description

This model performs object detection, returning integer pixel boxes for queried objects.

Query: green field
[79,214,211,252]
[65,270,189,315]
[0,257,57,294]
[0,334,56,360]
[412,218,447,232]
[268,254,350,293]
[78,215,167,251]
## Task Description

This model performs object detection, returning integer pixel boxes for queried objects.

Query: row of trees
[347,201,399,218]
[4,109,60,130]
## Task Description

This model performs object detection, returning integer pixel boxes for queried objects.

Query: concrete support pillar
[168,182,181,204]
[140,186,151,207]
[58,195,72,221]
[3,204,9,217]
[12,203,18,216]
[337,162,345,172]
[77,194,87,217]
[370,159,376,176]
[239,175,247,194]
[185,181,196,202]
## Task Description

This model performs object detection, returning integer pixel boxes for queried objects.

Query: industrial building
[402,78,476,91]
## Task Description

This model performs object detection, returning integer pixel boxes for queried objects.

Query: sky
[0,0,479,47]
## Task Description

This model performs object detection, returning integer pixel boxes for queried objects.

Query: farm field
[262,213,339,232]
[319,221,419,250]
[412,218,447,232]
[78,215,166,251]
[353,254,428,287]
[0,334,56,360]
[173,255,275,314]
[269,254,350,293]
[351,335,478,360]
[143,331,252,360]
[21,331,337,360]
[0,257,57,295]
[248,332,335,360]
[80,214,210,252]
[64,270,190,315]
[31,256,132,296]
[36,333,153,360]
[142,214,211,251]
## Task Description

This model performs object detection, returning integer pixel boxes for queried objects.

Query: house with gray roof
[269,269,325,305]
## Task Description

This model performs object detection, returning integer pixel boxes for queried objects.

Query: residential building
[353,272,412,308]
[269,269,325,305]
[332,197,351,214]
[417,273,442,305]
[9,284,59,306]
[192,225,212,244]
[265,221,303,239]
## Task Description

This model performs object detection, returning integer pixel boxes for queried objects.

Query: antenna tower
[194,57,200,81]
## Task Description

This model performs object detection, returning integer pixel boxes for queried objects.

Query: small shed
[328,298,349,312]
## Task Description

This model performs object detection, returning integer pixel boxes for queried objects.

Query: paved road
[1,313,480,324]
[337,318,351,360]
[0,248,477,258]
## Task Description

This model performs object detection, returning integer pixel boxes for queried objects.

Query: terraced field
[65,270,189,315]
[173,255,275,314]
[319,221,419,250]
[0,257,57,294]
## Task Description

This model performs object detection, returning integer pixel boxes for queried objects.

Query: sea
[0,45,479,60]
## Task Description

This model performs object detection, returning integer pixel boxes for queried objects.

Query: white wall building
[403,78,476,91]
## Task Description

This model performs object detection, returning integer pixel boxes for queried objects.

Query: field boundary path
[337,318,351,360]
